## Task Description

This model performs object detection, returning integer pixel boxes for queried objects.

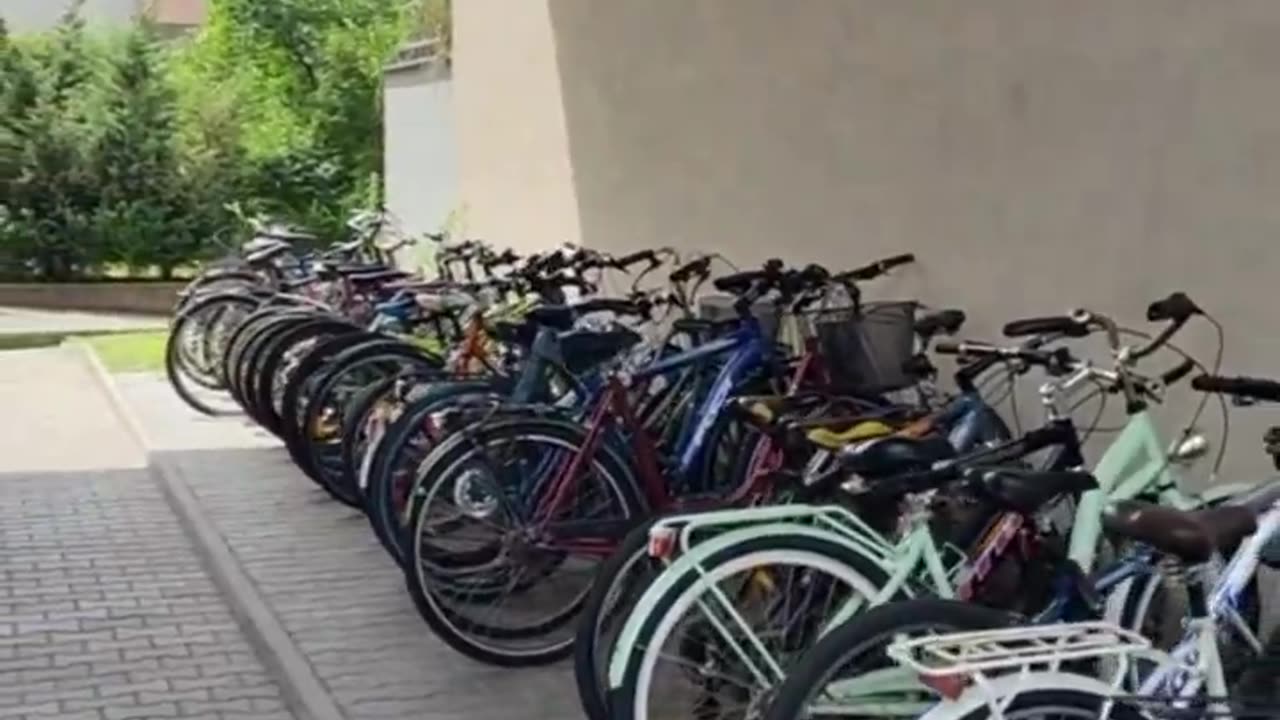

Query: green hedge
[0,0,420,281]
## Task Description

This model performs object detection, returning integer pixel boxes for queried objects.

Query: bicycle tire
[762,598,1020,720]
[608,533,896,720]
[164,292,259,416]
[404,417,645,666]
[951,689,1148,720]
[278,331,380,473]
[250,316,360,435]
[573,516,664,720]
[364,380,505,564]
[339,374,401,501]
[235,313,320,419]
[297,340,443,505]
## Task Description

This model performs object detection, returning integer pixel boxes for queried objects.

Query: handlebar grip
[1191,375,1280,403]
[934,341,963,355]
[1147,292,1201,322]
[840,253,916,282]
[612,250,656,270]
[713,270,769,294]
[1159,358,1196,387]
[1002,316,1091,338]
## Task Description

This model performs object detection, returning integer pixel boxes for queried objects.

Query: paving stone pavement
[118,374,578,720]
[0,347,146,472]
[0,469,295,720]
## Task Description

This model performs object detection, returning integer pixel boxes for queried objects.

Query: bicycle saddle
[330,263,391,275]
[527,305,577,330]
[257,224,319,243]
[838,434,954,480]
[243,239,292,264]
[1102,500,1257,563]
[348,269,413,285]
[806,422,896,450]
[967,467,1097,515]
[561,327,642,374]
[915,309,966,337]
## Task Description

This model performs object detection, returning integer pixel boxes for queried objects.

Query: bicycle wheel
[762,598,1019,720]
[608,533,894,720]
[404,417,644,666]
[364,380,503,563]
[234,312,320,418]
[297,340,443,505]
[165,291,259,416]
[574,517,665,720]
[221,306,302,405]
[277,331,377,470]
[250,316,361,435]
[951,690,1147,720]
[339,374,401,501]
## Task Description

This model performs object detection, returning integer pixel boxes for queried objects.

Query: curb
[75,343,348,720]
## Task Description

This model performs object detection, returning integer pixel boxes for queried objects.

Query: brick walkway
[0,348,290,720]
[0,469,293,720]
[117,374,576,720]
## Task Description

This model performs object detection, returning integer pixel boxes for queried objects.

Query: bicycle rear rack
[887,621,1151,677]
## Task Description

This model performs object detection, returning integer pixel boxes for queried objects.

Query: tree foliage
[0,0,420,280]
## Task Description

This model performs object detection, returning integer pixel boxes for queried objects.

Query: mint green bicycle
[605,299,1258,720]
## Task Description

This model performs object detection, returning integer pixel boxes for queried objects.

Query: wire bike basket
[812,301,918,394]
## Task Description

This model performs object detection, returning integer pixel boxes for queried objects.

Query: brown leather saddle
[1102,480,1280,563]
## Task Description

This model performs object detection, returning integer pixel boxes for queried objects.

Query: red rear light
[648,528,677,559]
[919,673,969,700]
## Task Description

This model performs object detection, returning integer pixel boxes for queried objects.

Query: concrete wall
[451,0,580,254]
[451,1,1280,483]
[542,0,1280,483]
[0,283,182,315]
[383,60,457,270]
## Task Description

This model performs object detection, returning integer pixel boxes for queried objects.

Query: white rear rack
[887,621,1151,677]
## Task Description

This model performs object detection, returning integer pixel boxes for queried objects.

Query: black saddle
[915,309,966,338]
[560,327,642,373]
[527,305,577,330]
[331,263,391,276]
[839,434,955,481]
[967,467,1097,515]
[1103,500,1257,563]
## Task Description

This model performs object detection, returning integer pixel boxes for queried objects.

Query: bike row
[164,212,1280,719]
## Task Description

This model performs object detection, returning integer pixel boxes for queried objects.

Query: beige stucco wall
[450,0,581,254]
[456,0,1280,482]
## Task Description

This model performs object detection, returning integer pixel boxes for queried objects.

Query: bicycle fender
[606,521,879,689]
[916,671,1119,720]
[1198,480,1268,506]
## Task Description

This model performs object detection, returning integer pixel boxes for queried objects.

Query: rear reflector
[919,673,969,701]
[647,528,677,559]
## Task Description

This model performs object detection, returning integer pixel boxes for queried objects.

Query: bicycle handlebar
[1191,374,1280,403]
[834,253,916,283]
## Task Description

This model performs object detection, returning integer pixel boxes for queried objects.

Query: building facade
[3,0,205,34]
[451,0,1280,482]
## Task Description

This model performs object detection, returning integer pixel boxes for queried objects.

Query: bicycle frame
[524,317,788,549]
